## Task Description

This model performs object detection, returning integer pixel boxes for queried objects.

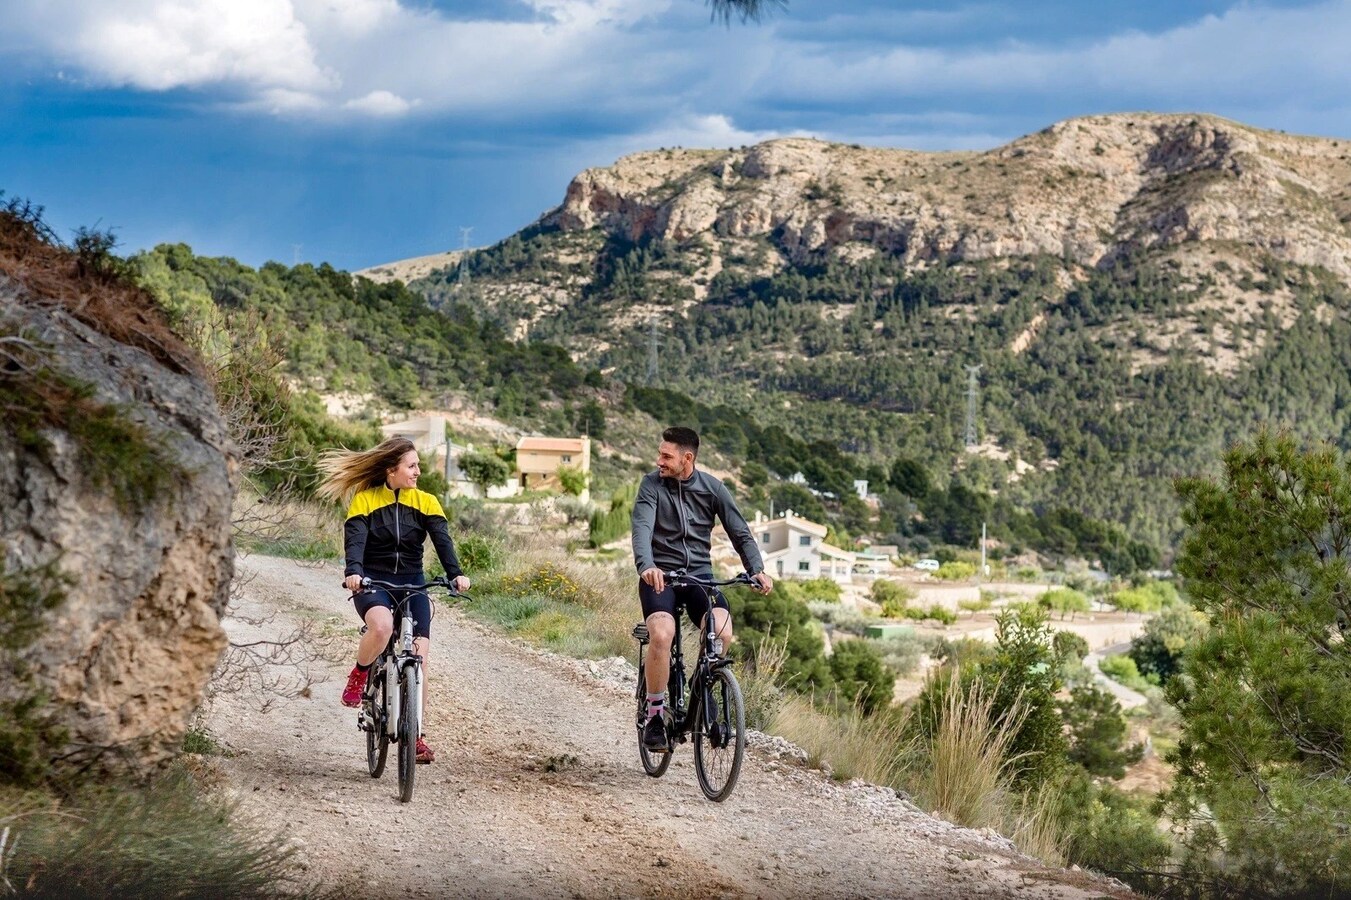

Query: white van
[913,558,940,571]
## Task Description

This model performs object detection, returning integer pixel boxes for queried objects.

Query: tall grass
[768,696,911,786]
[917,677,1029,829]
[0,768,312,898]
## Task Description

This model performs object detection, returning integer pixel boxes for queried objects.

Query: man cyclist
[631,426,773,750]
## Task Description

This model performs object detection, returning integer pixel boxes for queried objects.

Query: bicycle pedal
[631,623,649,642]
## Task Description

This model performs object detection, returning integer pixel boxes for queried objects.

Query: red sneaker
[340,666,367,708]
[415,737,435,764]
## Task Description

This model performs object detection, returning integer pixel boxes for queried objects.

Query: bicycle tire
[397,666,419,803]
[366,670,389,778]
[693,667,745,802]
[636,647,672,778]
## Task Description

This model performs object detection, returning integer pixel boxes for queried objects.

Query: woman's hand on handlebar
[344,574,364,592]
[452,575,471,593]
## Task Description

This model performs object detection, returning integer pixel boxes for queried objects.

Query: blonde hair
[316,436,417,505]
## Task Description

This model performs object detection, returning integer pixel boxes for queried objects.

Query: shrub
[3,769,307,897]
[958,595,993,615]
[1127,602,1206,685]
[1098,654,1153,692]
[935,561,977,581]
[1058,684,1143,778]
[1037,587,1090,620]
[798,577,841,604]
[867,632,924,676]
[455,532,505,575]
[870,579,915,608]
[726,585,833,692]
[1052,630,1090,664]
[556,464,587,496]
[1056,771,1172,890]
[1109,580,1179,615]
[768,695,910,785]
[828,639,894,715]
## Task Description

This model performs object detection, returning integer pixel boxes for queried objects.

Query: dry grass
[768,695,911,786]
[0,197,200,376]
[917,677,1030,830]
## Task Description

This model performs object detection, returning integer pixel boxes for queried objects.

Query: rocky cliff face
[0,219,235,780]
[549,113,1351,278]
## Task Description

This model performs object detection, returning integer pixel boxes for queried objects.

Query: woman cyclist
[317,436,470,764]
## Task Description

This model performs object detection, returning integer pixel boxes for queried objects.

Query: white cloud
[12,0,335,92]
[343,89,415,116]
[763,0,1351,111]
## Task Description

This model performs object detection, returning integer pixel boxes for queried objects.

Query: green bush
[1109,580,1179,615]
[798,577,842,604]
[1098,654,1153,692]
[1055,770,1172,889]
[1127,602,1206,684]
[828,639,894,715]
[1052,630,1090,664]
[726,585,833,693]
[935,561,977,580]
[557,464,587,496]
[867,632,924,676]
[455,533,505,575]
[1037,587,1090,620]
[870,579,915,608]
[588,481,636,548]
[4,769,307,898]
[1058,684,1143,778]
[958,595,993,615]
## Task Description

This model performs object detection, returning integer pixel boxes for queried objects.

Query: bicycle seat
[631,623,649,642]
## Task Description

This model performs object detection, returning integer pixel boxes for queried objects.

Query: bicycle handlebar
[346,576,472,601]
[662,571,757,587]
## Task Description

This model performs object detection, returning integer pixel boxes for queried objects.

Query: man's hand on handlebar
[452,575,471,593]
[640,567,666,594]
[344,574,364,592]
[750,571,773,595]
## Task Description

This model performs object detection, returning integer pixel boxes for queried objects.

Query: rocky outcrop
[544,113,1351,278]
[0,240,235,779]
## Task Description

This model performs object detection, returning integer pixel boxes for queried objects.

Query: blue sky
[2,0,1350,272]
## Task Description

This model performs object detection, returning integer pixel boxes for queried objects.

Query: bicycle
[632,571,750,802]
[349,576,467,803]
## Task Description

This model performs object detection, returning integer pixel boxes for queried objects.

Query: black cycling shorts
[352,571,433,640]
[639,581,730,628]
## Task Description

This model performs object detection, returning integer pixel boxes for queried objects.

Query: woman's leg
[357,606,394,666]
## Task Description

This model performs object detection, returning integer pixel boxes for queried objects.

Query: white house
[718,510,857,584]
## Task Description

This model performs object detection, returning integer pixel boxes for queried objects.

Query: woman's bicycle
[350,576,467,803]
[632,571,749,802]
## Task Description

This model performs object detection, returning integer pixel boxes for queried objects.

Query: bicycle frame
[658,573,745,743]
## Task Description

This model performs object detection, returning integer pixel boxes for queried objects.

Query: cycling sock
[356,660,372,673]
[646,693,665,719]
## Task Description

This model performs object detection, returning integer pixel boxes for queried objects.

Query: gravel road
[205,555,1129,899]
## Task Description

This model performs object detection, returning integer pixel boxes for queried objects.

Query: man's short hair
[662,426,700,459]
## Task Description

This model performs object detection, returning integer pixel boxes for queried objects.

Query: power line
[456,226,474,289]
[646,318,660,385]
[964,364,982,448]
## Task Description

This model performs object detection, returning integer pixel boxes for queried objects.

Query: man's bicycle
[632,571,749,802]
[350,576,466,803]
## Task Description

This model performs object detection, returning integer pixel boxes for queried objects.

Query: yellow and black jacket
[344,485,463,579]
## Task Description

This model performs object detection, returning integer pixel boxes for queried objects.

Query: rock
[0,251,234,779]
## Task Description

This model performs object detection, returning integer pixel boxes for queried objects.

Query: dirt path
[206,555,1128,899]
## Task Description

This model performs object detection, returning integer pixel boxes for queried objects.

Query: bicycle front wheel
[366,670,389,778]
[636,647,671,778]
[397,666,420,803]
[693,667,745,802]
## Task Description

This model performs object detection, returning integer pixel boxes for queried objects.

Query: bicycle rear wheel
[693,667,745,802]
[396,666,420,803]
[366,670,389,778]
[636,645,671,778]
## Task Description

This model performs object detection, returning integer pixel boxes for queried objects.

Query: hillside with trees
[385,113,1351,555]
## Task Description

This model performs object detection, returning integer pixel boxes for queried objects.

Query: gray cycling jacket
[630,468,764,578]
